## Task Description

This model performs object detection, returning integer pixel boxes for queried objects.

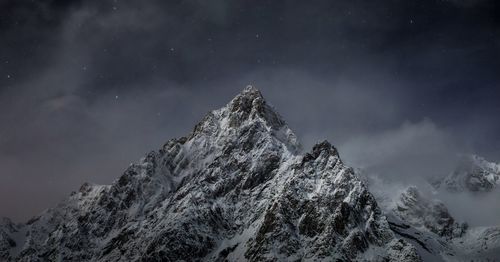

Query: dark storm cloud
[0,0,499,221]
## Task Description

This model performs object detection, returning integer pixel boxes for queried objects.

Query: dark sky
[0,0,499,221]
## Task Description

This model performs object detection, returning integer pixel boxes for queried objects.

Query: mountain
[339,157,500,260]
[386,186,500,261]
[2,86,500,261]
[392,186,468,239]
[0,86,422,261]
[433,154,500,193]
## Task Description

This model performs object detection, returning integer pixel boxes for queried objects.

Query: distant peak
[230,85,264,106]
[241,85,261,96]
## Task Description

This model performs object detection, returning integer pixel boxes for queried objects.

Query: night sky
[1,0,499,221]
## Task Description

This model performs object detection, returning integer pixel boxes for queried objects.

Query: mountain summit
[0,86,479,261]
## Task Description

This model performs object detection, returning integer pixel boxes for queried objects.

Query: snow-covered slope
[433,155,500,193]
[0,86,421,261]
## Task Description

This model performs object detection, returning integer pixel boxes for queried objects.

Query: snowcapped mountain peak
[238,84,262,98]
[4,86,499,261]
[465,154,500,173]
[225,85,287,130]
[1,86,422,261]
[187,86,301,156]
[433,154,500,192]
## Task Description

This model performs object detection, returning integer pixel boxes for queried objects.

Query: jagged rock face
[394,186,467,239]
[243,141,396,261]
[1,86,421,261]
[434,155,500,193]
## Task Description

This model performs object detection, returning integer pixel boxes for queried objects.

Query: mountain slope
[1,86,421,261]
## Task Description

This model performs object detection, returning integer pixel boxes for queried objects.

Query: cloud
[338,119,500,227]
[436,189,500,226]
[339,119,460,183]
